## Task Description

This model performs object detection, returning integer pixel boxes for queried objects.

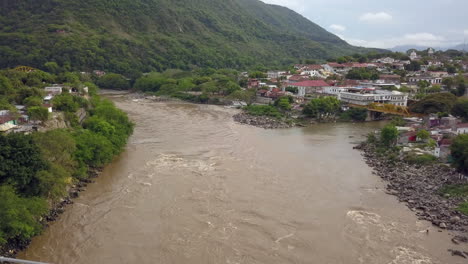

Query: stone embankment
[356,143,468,232]
[355,142,468,258]
[233,113,294,129]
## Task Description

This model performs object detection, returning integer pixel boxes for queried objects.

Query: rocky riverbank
[233,113,296,129]
[356,143,468,232]
[0,169,102,258]
[355,142,468,258]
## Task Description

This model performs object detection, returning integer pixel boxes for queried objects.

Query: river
[19,97,465,264]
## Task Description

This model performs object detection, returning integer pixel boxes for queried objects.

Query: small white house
[456,124,468,134]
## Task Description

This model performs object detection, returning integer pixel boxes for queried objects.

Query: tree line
[0,70,133,247]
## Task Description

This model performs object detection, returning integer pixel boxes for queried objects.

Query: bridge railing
[0,256,49,264]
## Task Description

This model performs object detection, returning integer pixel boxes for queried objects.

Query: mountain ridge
[0,0,381,75]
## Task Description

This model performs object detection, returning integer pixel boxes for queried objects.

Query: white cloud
[342,32,455,49]
[464,29,468,36]
[329,24,346,32]
[359,12,393,23]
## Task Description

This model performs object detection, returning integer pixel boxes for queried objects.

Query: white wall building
[338,90,408,106]
[267,71,286,79]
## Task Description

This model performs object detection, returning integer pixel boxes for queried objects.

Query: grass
[404,153,437,165]
[243,105,283,119]
[439,184,468,215]
[457,202,468,215]
[439,184,468,197]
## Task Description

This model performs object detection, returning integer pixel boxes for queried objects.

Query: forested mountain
[0,0,377,75]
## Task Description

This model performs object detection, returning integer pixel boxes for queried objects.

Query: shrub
[244,105,282,118]
[405,153,437,165]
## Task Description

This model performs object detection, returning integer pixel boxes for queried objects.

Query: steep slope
[0,0,376,74]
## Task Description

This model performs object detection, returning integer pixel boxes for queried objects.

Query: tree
[44,61,60,74]
[285,87,298,94]
[456,82,466,97]
[380,125,398,147]
[33,129,77,174]
[248,71,267,78]
[443,77,454,89]
[446,65,457,74]
[24,96,43,107]
[409,93,457,114]
[227,89,256,104]
[341,108,367,121]
[0,133,48,195]
[452,99,468,121]
[405,61,421,71]
[277,97,292,111]
[0,76,14,96]
[451,135,468,174]
[52,94,80,112]
[0,185,48,245]
[97,73,130,90]
[416,129,430,141]
[27,106,49,122]
[303,97,340,120]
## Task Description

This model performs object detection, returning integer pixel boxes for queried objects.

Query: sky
[260,0,468,49]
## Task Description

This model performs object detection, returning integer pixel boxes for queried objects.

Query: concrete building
[408,76,442,85]
[289,80,329,97]
[338,90,408,106]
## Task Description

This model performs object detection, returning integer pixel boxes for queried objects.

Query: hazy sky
[260,0,468,49]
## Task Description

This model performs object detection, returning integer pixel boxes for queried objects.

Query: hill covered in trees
[0,0,378,76]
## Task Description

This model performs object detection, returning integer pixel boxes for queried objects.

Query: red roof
[380,74,400,79]
[304,64,323,70]
[327,63,346,68]
[457,123,468,128]
[291,80,329,87]
[288,75,309,81]
[0,115,14,124]
[440,139,452,146]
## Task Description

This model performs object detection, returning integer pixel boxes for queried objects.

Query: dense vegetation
[0,69,133,247]
[0,0,379,76]
[302,97,341,120]
[408,93,457,114]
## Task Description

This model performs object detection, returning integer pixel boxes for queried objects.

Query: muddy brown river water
[19,97,466,263]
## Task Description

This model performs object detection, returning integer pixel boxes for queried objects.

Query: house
[44,86,63,95]
[0,111,17,132]
[408,76,442,85]
[322,87,349,95]
[301,65,324,78]
[410,51,419,61]
[287,75,310,83]
[338,90,408,106]
[93,70,106,77]
[436,139,453,160]
[379,74,401,83]
[377,57,395,64]
[456,123,468,134]
[398,131,417,144]
[247,79,260,89]
[43,104,53,113]
[289,80,329,97]
[44,95,54,103]
[267,71,286,79]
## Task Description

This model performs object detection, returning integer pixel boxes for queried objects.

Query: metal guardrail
[0,256,49,264]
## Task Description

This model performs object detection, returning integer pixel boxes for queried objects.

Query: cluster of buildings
[246,49,467,108]
[0,85,88,134]
[397,115,468,161]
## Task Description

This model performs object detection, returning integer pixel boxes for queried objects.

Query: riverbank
[233,113,297,129]
[355,142,468,256]
[0,168,102,258]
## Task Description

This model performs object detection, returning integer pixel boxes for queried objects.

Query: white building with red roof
[288,80,330,96]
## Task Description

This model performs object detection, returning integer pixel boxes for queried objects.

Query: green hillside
[0,0,377,75]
